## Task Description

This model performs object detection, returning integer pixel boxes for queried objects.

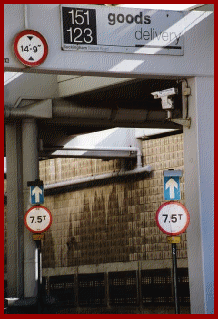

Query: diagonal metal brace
[169,117,191,129]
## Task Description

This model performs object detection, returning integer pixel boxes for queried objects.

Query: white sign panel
[24,206,52,233]
[60,5,184,56]
[155,201,190,236]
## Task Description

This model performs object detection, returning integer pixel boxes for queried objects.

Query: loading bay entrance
[4,4,214,314]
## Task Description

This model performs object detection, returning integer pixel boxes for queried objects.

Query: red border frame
[155,201,190,236]
[24,205,53,233]
[13,29,48,67]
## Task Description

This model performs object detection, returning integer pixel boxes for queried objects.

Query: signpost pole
[32,233,45,313]
[156,202,190,314]
[172,242,180,314]
[36,239,42,313]
[24,205,51,313]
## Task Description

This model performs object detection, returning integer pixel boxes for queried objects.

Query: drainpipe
[5,164,152,196]
[44,164,152,192]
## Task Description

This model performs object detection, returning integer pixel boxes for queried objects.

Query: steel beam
[22,118,39,298]
[184,77,214,314]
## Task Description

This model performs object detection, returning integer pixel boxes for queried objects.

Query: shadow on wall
[42,229,56,268]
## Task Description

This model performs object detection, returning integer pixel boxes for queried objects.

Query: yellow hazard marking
[33,233,44,240]
[167,236,181,244]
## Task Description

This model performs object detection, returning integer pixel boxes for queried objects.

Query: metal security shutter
[78,273,105,307]
[109,271,137,306]
[178,268,190,305]
[141,269,172,305]
[49,275,75,306]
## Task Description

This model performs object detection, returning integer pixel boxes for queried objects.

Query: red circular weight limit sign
[155,202,190,236]
[14,30,48,67]
[24,206,52,233]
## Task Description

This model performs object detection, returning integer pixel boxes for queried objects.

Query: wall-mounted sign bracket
[168,81,191,128]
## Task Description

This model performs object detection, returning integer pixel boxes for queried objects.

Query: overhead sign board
[4,5,213,77]
[24,206,52,233]
[155,201,190,236]
[60,5,184,56]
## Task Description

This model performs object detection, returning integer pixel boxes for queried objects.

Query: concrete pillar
[184,77,214,314]
[5,122,24,298]
[22,118,39,298]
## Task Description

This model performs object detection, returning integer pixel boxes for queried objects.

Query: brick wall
[39,158,122,185]
[4,133,186,272]
[39,133,187,269]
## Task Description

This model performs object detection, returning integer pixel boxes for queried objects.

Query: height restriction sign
[155,202,190,236]
[14,30,48,67]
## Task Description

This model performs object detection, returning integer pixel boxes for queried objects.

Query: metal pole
[36,240,42,313]
[172,243,180,314]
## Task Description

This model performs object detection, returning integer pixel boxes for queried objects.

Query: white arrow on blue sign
[164,170,182,200]
[30,185,44,205]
